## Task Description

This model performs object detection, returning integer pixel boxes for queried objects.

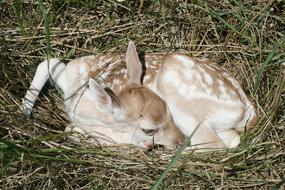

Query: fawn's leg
[216,129,240,148]
[21,58,66,115]
[188,121,227,151]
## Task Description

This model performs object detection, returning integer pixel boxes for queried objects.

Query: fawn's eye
[142,128,159,136]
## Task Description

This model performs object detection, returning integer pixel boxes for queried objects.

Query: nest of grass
[1,1,284,189]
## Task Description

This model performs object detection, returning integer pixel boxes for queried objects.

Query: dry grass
[1,0,285,189]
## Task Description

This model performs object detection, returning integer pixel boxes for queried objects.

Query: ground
[0,0,284,189]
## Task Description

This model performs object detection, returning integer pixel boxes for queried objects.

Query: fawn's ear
[88,78,112,111]
[125,41,142,85]
[89,79,123,116]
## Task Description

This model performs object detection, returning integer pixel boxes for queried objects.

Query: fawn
[22,41,257,151]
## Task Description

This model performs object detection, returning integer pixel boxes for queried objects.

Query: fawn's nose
[176,136,185,145]
[143,136,186,149]
[143,141,154,149]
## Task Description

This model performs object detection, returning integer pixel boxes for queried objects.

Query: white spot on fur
[174,55,194,67]
[198,67,205,74]
[144,75,151,81]
[219,85,229,100]
[185,70,193,80]
[92,66,97,71]
[113,79,120,85]
[200,82,211,94]
[80,80,86,86]
[195,73,202,81]
[100,71,110,80]
[205,64,215,71]
[217,80,224,86]
[99,56,105,61]
[120,69,126,74]
[79,65,89,86]
[178,84,189,96]
[199,58,209,62]
[164,71,181,87]
[204,73,213,85]
[152,60,157,64]
[79,66,88,74]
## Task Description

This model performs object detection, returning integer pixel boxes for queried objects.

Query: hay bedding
[0,1,284,189]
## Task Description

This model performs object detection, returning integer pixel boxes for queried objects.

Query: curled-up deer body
[21,41,257,151]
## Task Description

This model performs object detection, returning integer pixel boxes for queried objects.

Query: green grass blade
[38,0,51,59]
[254,36,285,94]
[12,0,26,34]
[151,123,201,190]
[0,139,28,154]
